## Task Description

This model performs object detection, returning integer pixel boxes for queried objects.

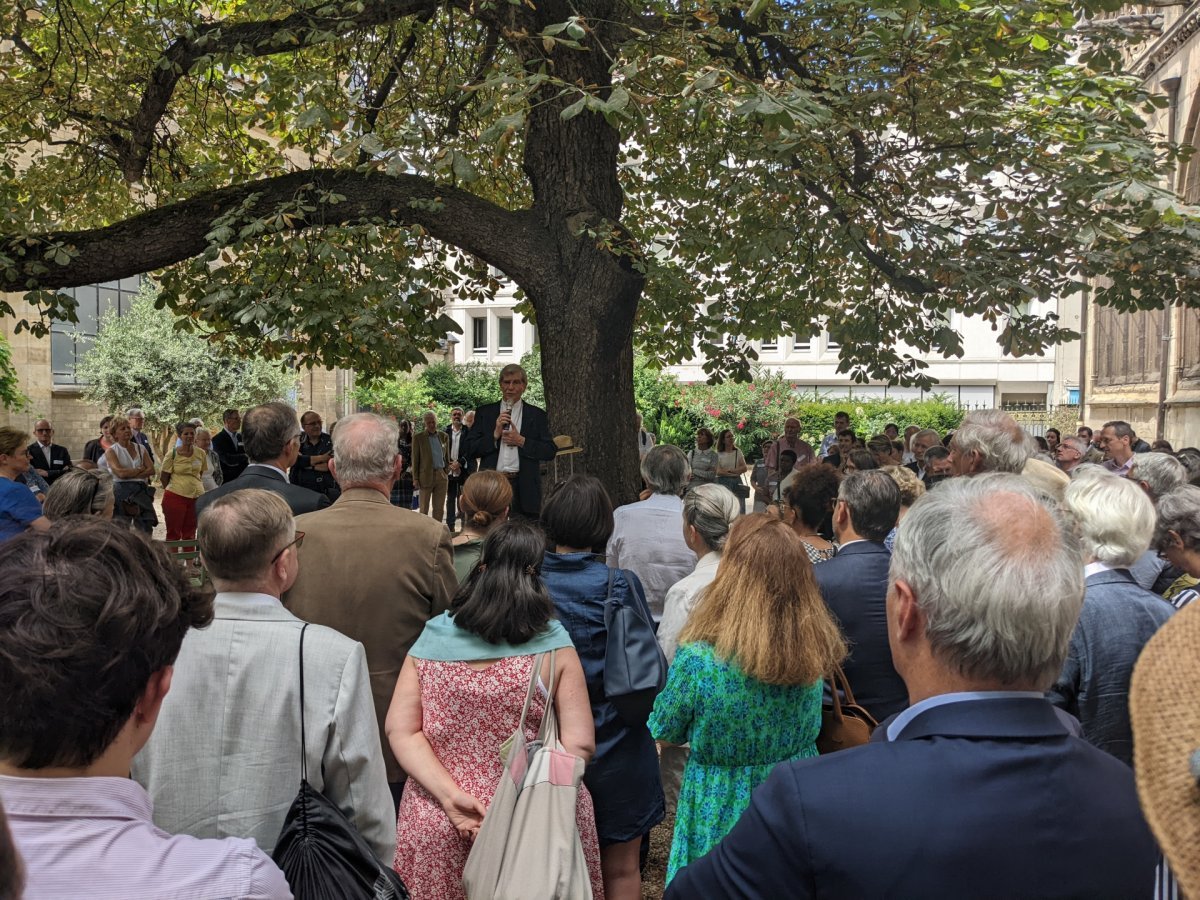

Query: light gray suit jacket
[131,592,396,862]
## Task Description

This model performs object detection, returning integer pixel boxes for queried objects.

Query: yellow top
[160,447,208,499]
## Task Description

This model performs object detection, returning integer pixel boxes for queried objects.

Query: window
[472,316,488,355]
[792,334,814,352]
[760,337,778,352]
[497,316,514,354]
[824,332,840,351]
[52,277,143,385]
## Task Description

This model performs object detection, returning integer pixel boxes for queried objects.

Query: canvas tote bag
[461,650,593,900]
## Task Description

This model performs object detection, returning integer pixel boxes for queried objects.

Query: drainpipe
[1078,284,1088,424]
[1158,76,1182,442]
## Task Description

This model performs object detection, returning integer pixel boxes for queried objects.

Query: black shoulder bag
[272,624,410,900]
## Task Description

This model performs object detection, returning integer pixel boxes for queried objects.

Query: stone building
[1083,3,1200,446]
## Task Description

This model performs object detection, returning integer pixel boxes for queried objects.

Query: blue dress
[649,641,823,884]
[541,551,666,845]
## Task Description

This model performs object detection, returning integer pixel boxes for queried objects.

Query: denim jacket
[541,551,648,764]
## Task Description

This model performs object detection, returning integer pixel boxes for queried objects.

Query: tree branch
[798,176,938,295]
[118,0,439,184]
[1,169,544,293]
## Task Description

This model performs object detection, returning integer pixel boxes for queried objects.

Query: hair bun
[471,510,494,527]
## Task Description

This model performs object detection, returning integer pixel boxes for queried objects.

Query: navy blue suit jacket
[195,465,330,517]
[813,540,908,722]
[665,697,1156,899]
[464,401,556,514]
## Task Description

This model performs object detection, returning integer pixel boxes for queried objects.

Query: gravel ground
[643,816,673,900]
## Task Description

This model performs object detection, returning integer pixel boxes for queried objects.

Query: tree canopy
[2,0,1197,497]
[76,285,297,448]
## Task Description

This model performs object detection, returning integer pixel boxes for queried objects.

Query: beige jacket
[285,487,457,782]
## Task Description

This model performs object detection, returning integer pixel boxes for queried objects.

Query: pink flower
[737,421,745,430]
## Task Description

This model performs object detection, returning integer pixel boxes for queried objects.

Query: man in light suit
[132,489,395,862]
[195,402,329,517]
[465,363,557,519]
[411,410,451,522]
[813,470,907,723]
[667,475,1157,898]
[285,413,456,809]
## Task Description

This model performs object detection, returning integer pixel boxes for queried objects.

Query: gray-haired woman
[658,483,742,663]
[655,482,739,818]
[43,468,115,520]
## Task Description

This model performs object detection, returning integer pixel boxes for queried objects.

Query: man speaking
[465,363,557,519]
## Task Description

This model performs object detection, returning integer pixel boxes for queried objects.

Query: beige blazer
[410,429,451,489]
[131,592,395,862]
[285,487,457,782]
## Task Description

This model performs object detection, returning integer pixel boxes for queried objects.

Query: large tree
[2,0,1198,500]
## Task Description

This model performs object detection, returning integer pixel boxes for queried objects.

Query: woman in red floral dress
[387,520,604,899]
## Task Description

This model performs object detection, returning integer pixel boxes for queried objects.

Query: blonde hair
[459,470,512,530]
[680,514,846,685]
[106,416,130,441]
[882,464,925,507]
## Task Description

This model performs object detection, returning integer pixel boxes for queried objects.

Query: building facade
[1083,3,1200,447]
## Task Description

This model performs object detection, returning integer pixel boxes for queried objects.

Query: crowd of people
[1,385,1199,899]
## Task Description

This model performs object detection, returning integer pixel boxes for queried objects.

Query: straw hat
[1131,600,1200,897]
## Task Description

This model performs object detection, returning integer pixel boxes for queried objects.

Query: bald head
[890,474,1083,689]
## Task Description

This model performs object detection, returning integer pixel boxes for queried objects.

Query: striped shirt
[0,774,292,899]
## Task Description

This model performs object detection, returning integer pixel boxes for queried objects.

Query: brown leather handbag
[817,666,879,754]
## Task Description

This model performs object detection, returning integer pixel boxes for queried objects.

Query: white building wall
[442,287,1076,408]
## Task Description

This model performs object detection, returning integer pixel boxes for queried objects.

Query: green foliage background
[75,285,297,452]
[0,333,28,411]
[356,351,966,459]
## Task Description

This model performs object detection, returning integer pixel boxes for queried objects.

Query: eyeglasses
[34,428,52,433]
[271,531,305,565]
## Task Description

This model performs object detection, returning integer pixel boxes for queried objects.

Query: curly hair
[0,520,214,769]
[784,463,841,530]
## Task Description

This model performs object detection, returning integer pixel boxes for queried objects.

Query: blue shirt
[0,476,44,542]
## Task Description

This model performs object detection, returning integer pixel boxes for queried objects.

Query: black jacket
[211,429,249,484]
[465,401,557,514]
[195,465,330,517]
[27,442,71,483]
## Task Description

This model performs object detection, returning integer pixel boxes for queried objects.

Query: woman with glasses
[0,427,50,542]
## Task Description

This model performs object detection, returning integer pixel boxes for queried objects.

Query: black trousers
[446,474,465,528]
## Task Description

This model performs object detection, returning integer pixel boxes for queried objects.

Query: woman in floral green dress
[649,513,847,885]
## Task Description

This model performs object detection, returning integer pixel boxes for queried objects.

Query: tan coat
[285,487,457,783]
[410,428,450,489]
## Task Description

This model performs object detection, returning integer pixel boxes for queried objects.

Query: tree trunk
[533,254,642,508]
[515,6,645,508]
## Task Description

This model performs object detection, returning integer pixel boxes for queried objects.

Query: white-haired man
[665,475,1156,897]
[284,413,456,809]
[1047,467,1175,766]
[949,409,1068,500]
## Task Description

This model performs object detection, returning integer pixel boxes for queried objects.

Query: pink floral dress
[393,656,605,899]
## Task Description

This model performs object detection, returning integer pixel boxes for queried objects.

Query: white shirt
[658,551,721,663]
[449,425,463,462]
[497,400,523,474]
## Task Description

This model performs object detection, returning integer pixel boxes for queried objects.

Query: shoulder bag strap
[517,651,544,736]
[606,567,616,605]
[298,623,309,782]
[536,649,559,744]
